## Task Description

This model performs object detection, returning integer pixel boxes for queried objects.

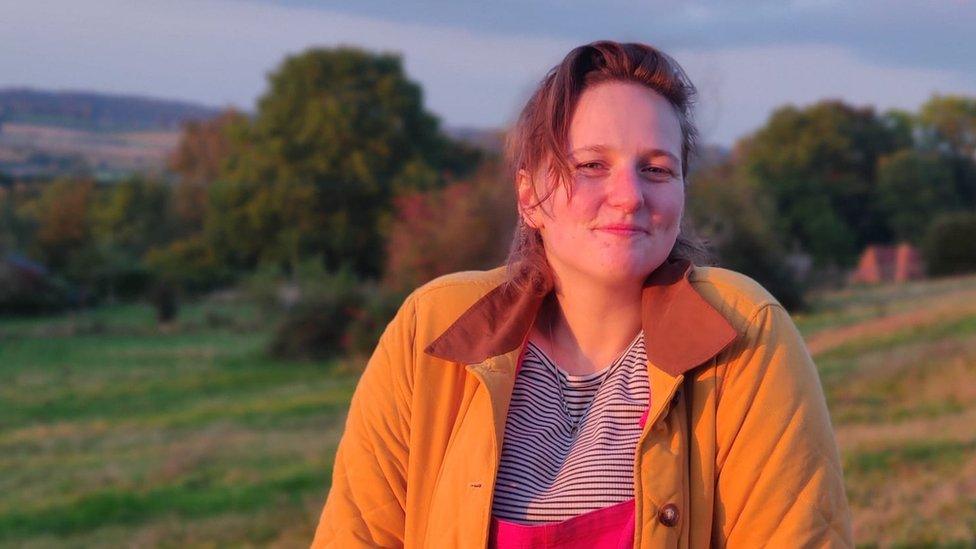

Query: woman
[312,41,852,548]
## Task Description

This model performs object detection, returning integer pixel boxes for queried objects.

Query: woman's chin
[577,259,662,286]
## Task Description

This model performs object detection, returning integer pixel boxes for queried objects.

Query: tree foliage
[28,178,96,273]
[922,212,976,277]
[740,100,910,267]
[687,160,806,310]
[918,95,976,159]
[168,109,248,231]
[875,150,959,243]
[383,160,516,294]
[213,47,480,276]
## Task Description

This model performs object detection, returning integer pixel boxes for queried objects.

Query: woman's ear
[516,169,543,230]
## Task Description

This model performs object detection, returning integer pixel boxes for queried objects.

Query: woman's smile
[593,223,649,237]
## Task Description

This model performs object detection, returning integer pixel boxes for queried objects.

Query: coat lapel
[424,259,737,376]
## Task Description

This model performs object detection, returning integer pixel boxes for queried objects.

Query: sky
[1,0,974,146]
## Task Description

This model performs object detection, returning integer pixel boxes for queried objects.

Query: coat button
[658,503,679,527]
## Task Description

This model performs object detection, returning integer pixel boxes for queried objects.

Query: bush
[265,261,363,361]
[0,254,74,315]
[263,260,404,363]
[269,297,359,361]
[145,235,233,296]
[383,161,515,294]
[922,211,976,277]
[343,283,404,359]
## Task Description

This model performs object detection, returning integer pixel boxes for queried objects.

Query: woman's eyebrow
[643,149,680,164]
[569,144,612,157]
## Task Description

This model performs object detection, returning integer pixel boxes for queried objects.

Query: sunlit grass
[0,297,356,545]
[3,274,976,546]
[808,274,976,546]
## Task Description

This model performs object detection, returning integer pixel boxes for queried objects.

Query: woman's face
[520,81,685,288]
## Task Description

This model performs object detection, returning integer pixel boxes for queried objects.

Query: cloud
[274,0,976,76]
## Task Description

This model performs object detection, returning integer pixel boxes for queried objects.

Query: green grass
[0,298,356,546]
[808,274,976,546]
[844,439,976,475]
[0,466,328,540]
[4,274,976,546]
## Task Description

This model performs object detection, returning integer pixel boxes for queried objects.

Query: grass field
[2,274,976,547]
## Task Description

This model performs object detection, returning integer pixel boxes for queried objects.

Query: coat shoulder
[411,266,507,305]
[689,266,784,332]
[407,266,509,341]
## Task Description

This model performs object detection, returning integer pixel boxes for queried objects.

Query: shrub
[922,211,976,277]
[266,261,363,361]
[262,260,405,363]
[0,254,73,315]
[343,283,404,359]
[383,161,515,294]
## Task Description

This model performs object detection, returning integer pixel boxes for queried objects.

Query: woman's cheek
[658,187,684,230]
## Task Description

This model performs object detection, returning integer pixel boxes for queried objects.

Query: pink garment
[490,345,651,549]
[489,498,636,549]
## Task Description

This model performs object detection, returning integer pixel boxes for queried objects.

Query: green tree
[28,178,96,273]
[168,109,248,232]
[91,177,173,256]
[740,100,907,267]
[88,177,175,299]
[383,160,515,295]
[875,150,959,243]
[687,160,806,310]
[0,184,36,255]
[922,212,976,276]
[918,95,976,159]
[215,46,479,276]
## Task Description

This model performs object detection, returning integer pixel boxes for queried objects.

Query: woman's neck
[532,272,644,376]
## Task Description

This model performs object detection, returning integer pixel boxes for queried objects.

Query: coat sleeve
[712,303,853,548]
[311,294,417,548]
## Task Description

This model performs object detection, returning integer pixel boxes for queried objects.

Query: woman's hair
[504,40,711,293]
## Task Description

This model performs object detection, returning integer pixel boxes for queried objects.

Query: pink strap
[489,499,635,548]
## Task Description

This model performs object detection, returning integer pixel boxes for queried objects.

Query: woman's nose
[606,166,645,212]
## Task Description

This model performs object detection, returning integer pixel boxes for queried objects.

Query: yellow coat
[312,260,853,548]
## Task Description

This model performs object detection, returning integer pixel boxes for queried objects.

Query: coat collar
[423,259,738,377]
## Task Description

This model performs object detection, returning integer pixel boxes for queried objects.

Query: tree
[91,177,173,256]
[215,46,480,276]
[383,160,516,294]
[29,178,96,273]
[739,100,907,267]
[875,150,958,243]
[168,109,249,231]
[922,212,976,276]
[917,95,976,209]
[918,95,976,159]
[88,177,175,299]
[0,184,35,255]
[687,160,806,310]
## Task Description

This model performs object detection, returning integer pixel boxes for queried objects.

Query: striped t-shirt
[490,330,650,524]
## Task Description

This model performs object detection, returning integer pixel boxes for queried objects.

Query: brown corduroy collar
[423,259,738,377]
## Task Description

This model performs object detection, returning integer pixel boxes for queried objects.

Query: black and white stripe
[490,331,650,524]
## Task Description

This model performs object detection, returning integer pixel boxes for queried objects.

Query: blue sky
[1,0,974,146]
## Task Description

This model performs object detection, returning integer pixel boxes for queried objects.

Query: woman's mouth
[594,224,648,236]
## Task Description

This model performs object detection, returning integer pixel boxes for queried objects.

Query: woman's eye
[642,165,674,178]
[576,162,604,170]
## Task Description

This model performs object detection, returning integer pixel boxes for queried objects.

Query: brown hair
[504,40,710,293]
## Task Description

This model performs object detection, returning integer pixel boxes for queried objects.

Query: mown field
[2,274,976,547]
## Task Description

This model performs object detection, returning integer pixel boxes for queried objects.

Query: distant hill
[0,88,223,132]
[444,126,505,155]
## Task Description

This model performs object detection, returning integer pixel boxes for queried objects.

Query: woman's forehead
[568,81,683,157]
